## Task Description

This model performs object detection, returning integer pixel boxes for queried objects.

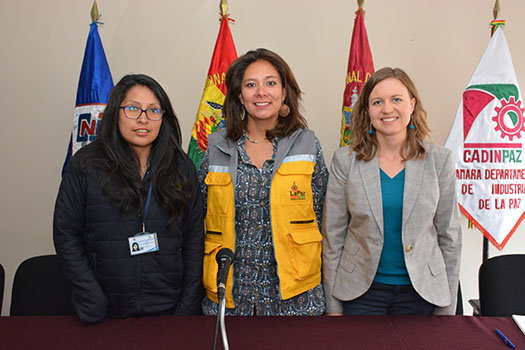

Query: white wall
[1,0,524,316]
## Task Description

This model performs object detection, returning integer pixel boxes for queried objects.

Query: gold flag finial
[358,0,364,7]
[220,0,228,16]
[90,1,100,23]
[493,0,500,19]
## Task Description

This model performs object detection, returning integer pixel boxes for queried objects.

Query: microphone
[216,248,234,300]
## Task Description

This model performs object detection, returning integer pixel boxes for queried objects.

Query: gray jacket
[322,142,462,315]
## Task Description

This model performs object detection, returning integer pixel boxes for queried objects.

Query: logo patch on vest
[289,182,306,200]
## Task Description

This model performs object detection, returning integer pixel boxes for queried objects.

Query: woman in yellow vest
[199,48,328,315]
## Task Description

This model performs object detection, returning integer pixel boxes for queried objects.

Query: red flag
[340,7,374,147]
[188,13,237,168]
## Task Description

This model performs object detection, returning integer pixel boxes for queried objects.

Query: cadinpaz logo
[461,84,524,165]
[462,83,525,142]
[492,96,525,141]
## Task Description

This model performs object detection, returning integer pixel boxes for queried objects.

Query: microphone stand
[219,297,229,349]
[212,284,229,350]
[213,248,233,349]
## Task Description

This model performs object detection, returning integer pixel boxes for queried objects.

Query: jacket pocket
[275,162,314,207]
[339,245,360,274]
[205,172,232,216]
[427,257,446,277]
[287,221,322,280]
[205,213,227,237]
[203,234,223,292]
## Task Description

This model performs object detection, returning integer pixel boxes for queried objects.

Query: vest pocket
[275,162,314,207]
[204,172,233,294]
[287,221,322,280]
[203,213,225,292]
[203,234,222,292]
[205,172,232,215]
[206,214,227,236]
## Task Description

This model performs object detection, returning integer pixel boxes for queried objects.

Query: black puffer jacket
[53,148,204,323]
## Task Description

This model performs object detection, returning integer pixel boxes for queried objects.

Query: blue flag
[62,21,113,175]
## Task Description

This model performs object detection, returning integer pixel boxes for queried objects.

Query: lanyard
[142,182,153,232]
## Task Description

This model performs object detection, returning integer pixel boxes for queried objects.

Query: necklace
[246,134,264,144]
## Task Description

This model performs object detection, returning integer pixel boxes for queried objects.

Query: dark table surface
[1,315,524,349]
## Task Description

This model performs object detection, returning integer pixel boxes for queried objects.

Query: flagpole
[91,1,99,22]
[481,0,505,262]
[220,0,228,16]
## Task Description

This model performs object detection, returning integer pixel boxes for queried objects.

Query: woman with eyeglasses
[53,74,204,323]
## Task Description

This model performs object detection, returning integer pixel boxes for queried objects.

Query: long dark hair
[351,67,431,161]
[224,48,307,141]
[76,74,191,225]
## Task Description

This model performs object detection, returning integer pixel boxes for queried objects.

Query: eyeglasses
[119,105,164,121]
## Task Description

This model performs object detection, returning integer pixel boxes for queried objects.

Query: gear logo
[492,97,525,141]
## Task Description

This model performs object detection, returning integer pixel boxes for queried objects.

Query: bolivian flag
[188,13,237,169]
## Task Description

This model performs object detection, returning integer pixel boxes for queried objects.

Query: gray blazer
[321,142,461,315]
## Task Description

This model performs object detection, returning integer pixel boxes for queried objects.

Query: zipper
[137,211,143,314]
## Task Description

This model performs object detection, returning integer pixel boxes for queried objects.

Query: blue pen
[495,329,515,349]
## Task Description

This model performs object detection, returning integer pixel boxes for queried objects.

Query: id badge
[129,232,159,256]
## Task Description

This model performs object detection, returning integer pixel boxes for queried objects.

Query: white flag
[445,27,525,250]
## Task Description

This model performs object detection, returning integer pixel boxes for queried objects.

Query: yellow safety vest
[203,130,322,308]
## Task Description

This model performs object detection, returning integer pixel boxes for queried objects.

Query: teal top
[374,168,411,285]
